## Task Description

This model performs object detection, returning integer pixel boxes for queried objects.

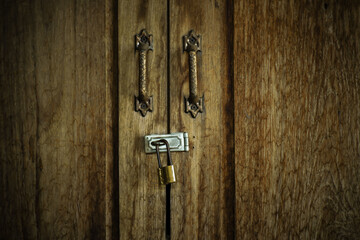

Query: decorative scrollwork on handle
[135,29,153,117]
[183,30,203,118]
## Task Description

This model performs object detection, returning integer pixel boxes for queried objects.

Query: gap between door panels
[107,0,119,239]
[166,0,171,239]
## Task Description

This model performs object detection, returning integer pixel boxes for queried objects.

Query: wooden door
[118,1,168,239]
[1,0,360,239]
[169,1,235,239]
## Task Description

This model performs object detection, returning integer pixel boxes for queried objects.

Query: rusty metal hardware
[183,30,204,118]
[153,139,176,185]
[144,132,189,153]
[135,29,153,117]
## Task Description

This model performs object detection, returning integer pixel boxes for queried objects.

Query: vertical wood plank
[0,2,38,238]
[169,0,235,239]
[118,1,168,239]
[0,0,111,238]
[105,0,118,239]
[234,0,360,239]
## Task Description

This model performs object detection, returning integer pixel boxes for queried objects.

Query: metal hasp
[135,29,153,117]
[144,132,189,153]
[183,30,204,118]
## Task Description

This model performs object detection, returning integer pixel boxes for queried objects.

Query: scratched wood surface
[0,0,113,239]
[234,0,360,239]
[1,0,360,239]
[117,0,168,239]
[169,0,235,239]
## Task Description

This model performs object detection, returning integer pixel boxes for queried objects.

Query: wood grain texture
[117,1,168,239]
[2,0,359,239]
[169,0,235,239]
[105,0,118,239]
[0,0,111,239]
[234,0,360,239]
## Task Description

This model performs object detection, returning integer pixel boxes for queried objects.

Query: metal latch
[144,132,189,153]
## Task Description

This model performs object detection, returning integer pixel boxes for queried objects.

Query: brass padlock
[153,139,176,185]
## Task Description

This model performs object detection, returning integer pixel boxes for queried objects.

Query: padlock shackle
[153,139,173,166]
[155,144,162,167]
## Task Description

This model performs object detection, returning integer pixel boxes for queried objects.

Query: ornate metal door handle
[135,29,153,117]
[183,30,204,118]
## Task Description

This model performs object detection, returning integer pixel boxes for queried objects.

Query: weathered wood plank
[0,0,110,238]
[0,3,38,238]
[169,0,235,239]
[105,0,118,239]
[118,1,168,239]
[234,0,360,239]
